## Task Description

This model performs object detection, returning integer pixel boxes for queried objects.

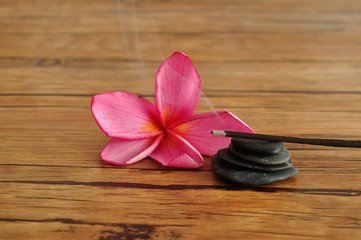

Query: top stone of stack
[231,138,284,155]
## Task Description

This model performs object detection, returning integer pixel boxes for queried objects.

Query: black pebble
[230,144,290,165]
[218,148,293,171]
[231,138,284,155]
[212,154,298,186]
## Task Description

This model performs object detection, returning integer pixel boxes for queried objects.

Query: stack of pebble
[212,138,298,186]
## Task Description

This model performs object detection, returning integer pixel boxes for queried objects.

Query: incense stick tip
[212,130,226,136]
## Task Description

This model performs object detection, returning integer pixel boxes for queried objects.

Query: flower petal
[174,111,254,156]
[155,52,201,127]
[91,92,161,140]
[149,131,204,168]
[100,135,163,165]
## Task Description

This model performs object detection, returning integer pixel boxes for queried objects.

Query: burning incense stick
[211,130,361,148]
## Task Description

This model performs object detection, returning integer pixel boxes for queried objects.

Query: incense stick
[211,130,361,148]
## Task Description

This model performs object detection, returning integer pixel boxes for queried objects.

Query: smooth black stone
[230,144,290,165]
[231,138,284,155]
[211,154,298,186]
[217,148,293,171]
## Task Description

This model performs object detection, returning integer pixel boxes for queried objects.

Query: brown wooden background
[1,0,361,239]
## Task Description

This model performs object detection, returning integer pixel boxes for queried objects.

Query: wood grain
[1,0,360,239]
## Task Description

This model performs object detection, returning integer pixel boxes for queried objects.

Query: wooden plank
[1,32,361,61]
[1,61,361,94]
[1,95,360,167]
[1,0,361,239]
[0,170,360,239]
[1,0,361,33]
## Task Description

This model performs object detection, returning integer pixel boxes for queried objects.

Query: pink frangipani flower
[91,52,254,168]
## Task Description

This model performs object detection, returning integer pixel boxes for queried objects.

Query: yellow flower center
[141,108,194,136]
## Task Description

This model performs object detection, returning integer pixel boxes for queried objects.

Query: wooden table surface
[1,0,361,239]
